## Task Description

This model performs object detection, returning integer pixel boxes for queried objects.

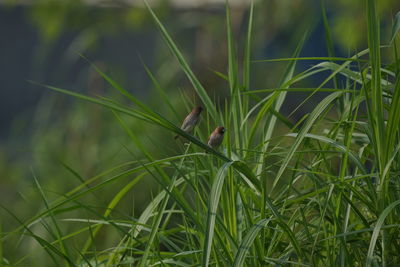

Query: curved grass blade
[32,172,71,266]
[233,218,270,267]
[202,162,233,267]
[273,91,343,189]
[33,82,265,192]
[240,93,274,129]
[253,57,367,63]
[139,176,177,267]
[79,173,146,258]
[255,33,307,177]
[322,224,400,241]
[0,204,76,266]
[314,61,392,89]
[6,153,203,238]
[33,81,229,160]
[286,133,367,174]
[244,88,352,94]
[366,200,400,266]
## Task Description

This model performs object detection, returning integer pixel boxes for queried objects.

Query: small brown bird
[174,106,203,139]
[207,126,225,149]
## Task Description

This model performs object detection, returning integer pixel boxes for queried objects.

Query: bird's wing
[182,114,198,132]
[180,114,191,128]
[207,133,215,145]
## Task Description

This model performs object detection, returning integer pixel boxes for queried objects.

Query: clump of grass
[2,1,400,266]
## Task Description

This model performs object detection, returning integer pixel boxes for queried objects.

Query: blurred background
[1,0,399,263]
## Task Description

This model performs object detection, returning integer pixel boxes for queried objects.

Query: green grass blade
[233,218,270,267]
[1,204,76,266]
[202,162,233,267]
[144,0,219,123]
[32,171,70,267]
[256,33,306,176]
[34,81,232,160]
[286,133,367,174]
[226,0,238,94]
[366,200,400,266]
[253,57,367,63]
[139,176,176,267]
[80,54,162,120]
[273,91,343,189]
[141,59,180,119]
[385,77,400,166]
[79,173,146,258]
[243,0,254,91]
[366,0,385,170]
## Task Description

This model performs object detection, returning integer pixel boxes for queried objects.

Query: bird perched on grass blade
[207,126,225,149]
[174,106,203,139]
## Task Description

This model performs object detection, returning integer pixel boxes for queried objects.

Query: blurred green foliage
[330,0,400,49]
[28,0,157,43]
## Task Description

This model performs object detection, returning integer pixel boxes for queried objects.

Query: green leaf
[255,33,307,176]
[286,133,367,174]
[366,200,400,266]
[273,91,343,189]
[202,162,233,267]
[366,0,385,172]
[385,77,400,166]
[233,218,270,266]
[243,0,254,91]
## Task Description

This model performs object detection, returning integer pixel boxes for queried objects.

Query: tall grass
[2,0,400,266]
